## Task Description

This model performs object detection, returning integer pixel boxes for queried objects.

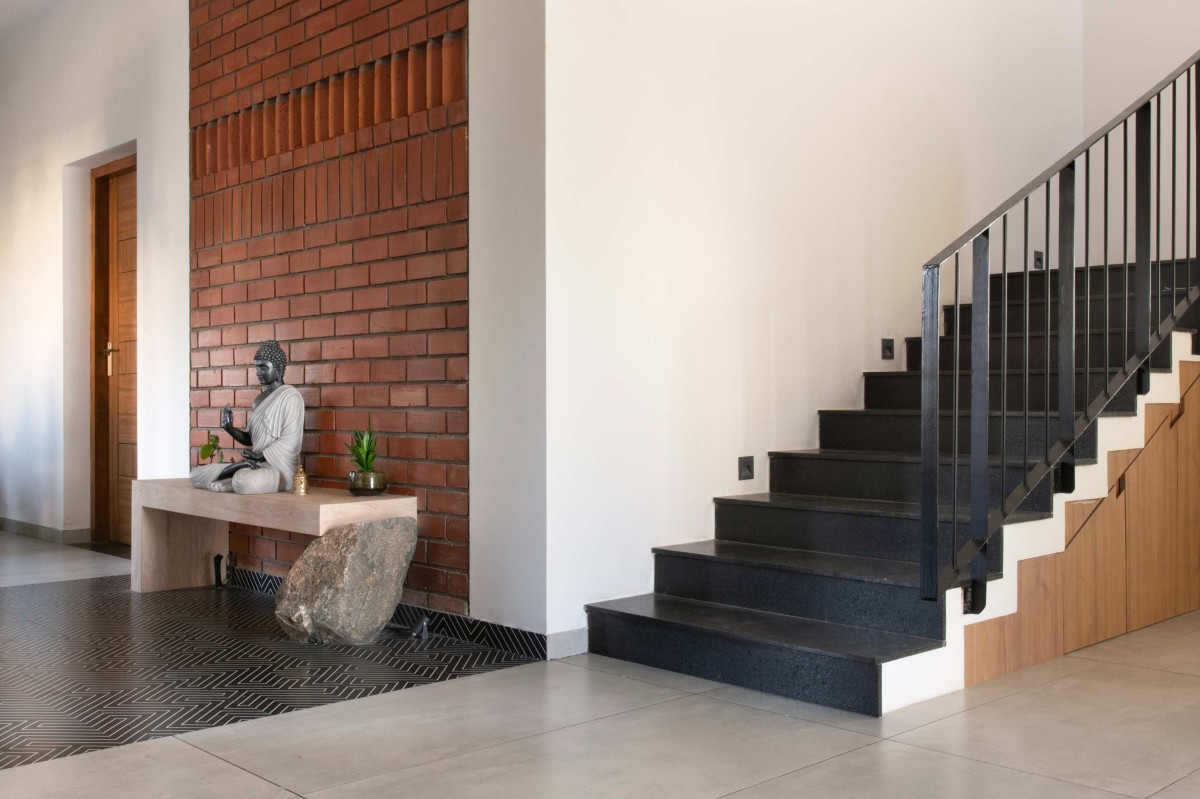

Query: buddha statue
[190,340,305,494]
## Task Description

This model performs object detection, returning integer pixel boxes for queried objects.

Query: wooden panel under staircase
[965,363,1200,684]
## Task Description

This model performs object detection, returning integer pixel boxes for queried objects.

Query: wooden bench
[131,478,417,593]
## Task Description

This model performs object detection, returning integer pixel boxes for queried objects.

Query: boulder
[274,516,417,645]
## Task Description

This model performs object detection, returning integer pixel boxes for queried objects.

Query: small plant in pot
[346,428,387,496]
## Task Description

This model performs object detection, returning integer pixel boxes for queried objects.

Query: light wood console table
[132,478,418,593]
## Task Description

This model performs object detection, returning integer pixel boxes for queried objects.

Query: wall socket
[1034,250,1045,270]
[881,338,895,360]
[738,456,754,481]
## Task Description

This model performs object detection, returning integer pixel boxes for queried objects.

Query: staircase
[588,266,1194,716]
[586,49,1200,717]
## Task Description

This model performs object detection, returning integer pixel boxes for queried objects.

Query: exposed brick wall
[189,0,469,615]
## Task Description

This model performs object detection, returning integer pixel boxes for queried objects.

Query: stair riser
[714,502,1005,572]
[987,261,1197,300]
[863,371,1136,413]
[946,295,1156,335]
[655,554,944,639]
[907,332,1172,371]
[818,413,1098,459]
[768,457,1052,512]
[713,503,1004,574]
[587,609,883,715]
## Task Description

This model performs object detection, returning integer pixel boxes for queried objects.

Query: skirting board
[226,566,548,661]
[547,627,589,659]
[0,517,91,545]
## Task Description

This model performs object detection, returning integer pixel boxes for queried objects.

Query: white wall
[468,0,550,633]
[1084,0,1200,131]
[539,0,1086,634]
[0,0,190,535]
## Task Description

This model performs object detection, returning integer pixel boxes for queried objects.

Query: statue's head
[253,340,287,385]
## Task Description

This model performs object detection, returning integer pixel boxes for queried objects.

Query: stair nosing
[652,540,920,587]
[586,594,943,665]
[713,491,1051,524]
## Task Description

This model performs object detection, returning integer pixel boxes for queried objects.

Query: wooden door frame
[90,154,136,543]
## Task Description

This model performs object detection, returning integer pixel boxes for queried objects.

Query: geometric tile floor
[0,575,533,770]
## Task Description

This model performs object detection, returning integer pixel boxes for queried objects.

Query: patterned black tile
[0,575,533,770]
[226,566,549,660]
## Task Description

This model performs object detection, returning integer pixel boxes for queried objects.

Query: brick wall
[189,0,469,614]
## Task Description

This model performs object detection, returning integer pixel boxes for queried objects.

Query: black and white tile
[0,575,533,770]
[228,566,549,660]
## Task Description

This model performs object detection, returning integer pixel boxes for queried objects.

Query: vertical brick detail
[191,0,470,617]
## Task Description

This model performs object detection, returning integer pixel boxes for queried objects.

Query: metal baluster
[1125,119,1131,366]
[1024,198,1030,473]
[1045,182,1051,458]
[968,232,990,614]
[1059,164,1077,493]
[952,253,961,570]
[1085,148,1091,416]
[1173,81,1178,316]
[1001,215,1009,513]
[920,262,940,601]
[1157,93,1163,328]
[1137,101,1153,392]
[1105,133,1111,391]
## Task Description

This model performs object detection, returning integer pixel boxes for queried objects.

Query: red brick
[406,358,445,381]
[428,438,468,462]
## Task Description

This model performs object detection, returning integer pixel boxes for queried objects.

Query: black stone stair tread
[768,443,1099,470]
[865,368,1127,377]
[654,539,920,586]
[713,492,1050,524]
[768,448,1090,466]
[587,594,943,664]
[818,408,1132,418]
[906,327,1148,344]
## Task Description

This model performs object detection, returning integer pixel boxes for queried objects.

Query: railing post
[1136,101,1153,392]
[920,263,940,601]
[1058,163,1076,493]
[967,232,990,614]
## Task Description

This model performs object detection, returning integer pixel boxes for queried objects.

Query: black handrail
[920,50,1200,611]
[922,47,1200,271]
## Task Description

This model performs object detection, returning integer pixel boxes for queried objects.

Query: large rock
[274,516,417,645]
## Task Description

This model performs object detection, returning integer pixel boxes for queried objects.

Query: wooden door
[92,157,137,545]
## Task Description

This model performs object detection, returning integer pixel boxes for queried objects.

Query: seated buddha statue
[189,340,305,494]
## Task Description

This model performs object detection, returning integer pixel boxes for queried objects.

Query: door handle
[103,341,119,376]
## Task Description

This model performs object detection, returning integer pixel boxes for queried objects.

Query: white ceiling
[0,0,54,39]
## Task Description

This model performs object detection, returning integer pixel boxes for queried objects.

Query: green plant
[199,432,223,464]
[346,428,379,472]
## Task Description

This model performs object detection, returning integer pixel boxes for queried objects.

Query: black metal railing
[920,49,1200,613]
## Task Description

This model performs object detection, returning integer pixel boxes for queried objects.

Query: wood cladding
[965,366,1200,685]
[192,36,465,181]
[1061,487,1127,653]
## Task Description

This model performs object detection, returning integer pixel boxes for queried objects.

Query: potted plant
[199,432,224,464]
[346,428,386,496]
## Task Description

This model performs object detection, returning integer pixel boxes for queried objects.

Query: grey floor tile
[557,652,726,693]
[0,533,130,587]
[0,737,295,798]
[1071,617,1200,677]
[183,660,685,794]
[705,655,1098,738]
[726,740,1123,798]
[895,663,1200,798]
[1153,768,1200,798]
[306,694,875,799]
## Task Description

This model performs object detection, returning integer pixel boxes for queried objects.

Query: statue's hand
[242,450,266,464]
[221,404,234,430]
